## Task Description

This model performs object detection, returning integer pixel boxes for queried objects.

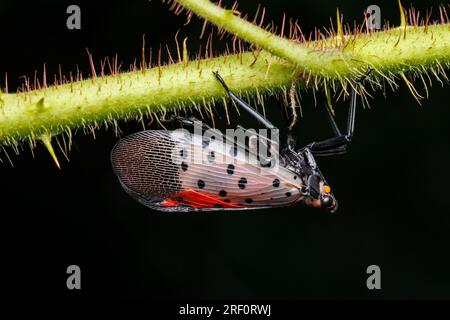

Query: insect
[111,69,372,213]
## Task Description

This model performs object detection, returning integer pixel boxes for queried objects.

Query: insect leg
[309,68,373,156]
[322,96,343,137]
[213,71,276,130]
[309,90,357,154]
[286,132,297,149]
[308,145,348,156]
[164,115,212,131]
[324,68,373,140]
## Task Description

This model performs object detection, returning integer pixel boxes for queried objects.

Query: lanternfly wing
[111,130,305,212]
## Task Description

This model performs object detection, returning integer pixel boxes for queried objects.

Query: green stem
[1,0,450,152]
[175,0,339,75]
[0,52,295,146]
[175,0,450,77]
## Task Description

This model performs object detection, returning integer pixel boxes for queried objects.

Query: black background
[0,0,449,299]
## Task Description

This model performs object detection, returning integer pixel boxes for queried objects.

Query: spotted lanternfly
[111,69,372,213]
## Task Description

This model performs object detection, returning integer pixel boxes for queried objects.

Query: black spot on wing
[238,177,247,189]
[197,180,205,189]
[208,151,215,163]
[273,179,280,188]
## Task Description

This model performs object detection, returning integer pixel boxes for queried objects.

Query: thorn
[182,37,189,64]
[86,48,97,78]
[166,44,174,64]
[43,64,47,88]
[394,0,407,46]
[141,34,146,71]
[399,70,423,105]
[280,13,286,37]
[200,19,208,39]
[252,4,261,24]
[336,8,344,46]
[398,0,407,37]
[58,64,63,85]
[258,7,265,27]
[40,134,61,169]
[3,72,8,93]
[175,30,181,63]
[36,97,45,109]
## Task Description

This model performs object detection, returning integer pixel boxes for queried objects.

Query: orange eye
[324,185,331,193]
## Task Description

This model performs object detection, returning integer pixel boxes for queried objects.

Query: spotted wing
[111,130,305,212]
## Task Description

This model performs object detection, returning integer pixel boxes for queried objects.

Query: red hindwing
[161,189,244,209]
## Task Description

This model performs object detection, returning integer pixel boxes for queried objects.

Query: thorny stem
[0,52,296,148]
[1,0,450,165]
[174,0,344,75]
[175,0,450,77]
